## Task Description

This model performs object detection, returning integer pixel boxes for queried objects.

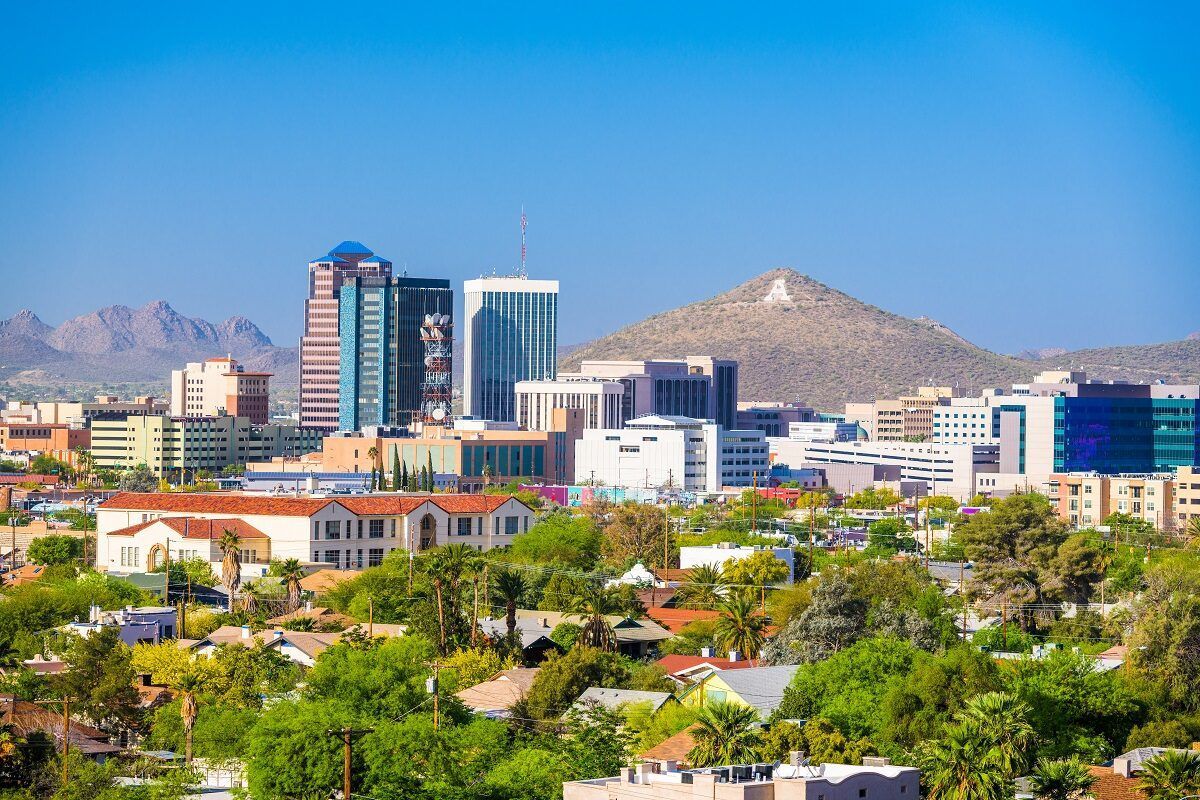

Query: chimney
[700,646,714,658]
[620,767,635,784]
[1113,757,1133,778]
[273,630,284,640]
[636,763,655,783]
[540,618,549,628]
[240,625,251,640]
[790,751,806,767]
[728,650,741,662]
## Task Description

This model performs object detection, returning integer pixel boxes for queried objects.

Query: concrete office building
[1175,466,1200,530]
[319,410,582,489]
[772,439,998,500]
[574,415,768,493]
[515,376,625,431]
[337,275,454,431]
[576,357,739,430]
[1050,473,1176,530]
[786,421,860,442]
[735,402,817,438]
[0,423,91,465]
[2,396,167,426]
[871,386,965,442]
[90,414,322,476]
[299,242,393,431]
[462,276,559,422]
[843,402,876,440]
[170,357,271,424]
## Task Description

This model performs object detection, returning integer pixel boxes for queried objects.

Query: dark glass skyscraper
[338,276,453,430]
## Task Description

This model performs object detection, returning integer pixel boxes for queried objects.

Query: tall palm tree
[424,543,477,653]
[570,583,621,651]
[239,580,265,617]
[686,702,762,768]
[675,564,726,610]
[176,672,202,765]
[958,691,1035,778]
[491,568,527,638]
[1029,757,1097,800]
[917,723,1010,800]
[218,529,242,613]
[276,558,306,612]
[1137,749,1200,800]
[713,596,768,659]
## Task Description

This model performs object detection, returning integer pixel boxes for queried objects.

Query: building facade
[735,403,817,438]
[319,410,582,489]
[575,358,740,431]
[0,423,90,465]
[574,415,768,493]
[299,242,393,431]
[514,377,625,431]
[170,357,271,424]
[462,276,559,422]
[97,492,535,574]
[89,415,322,476]
[337,275,454,431]
[1175,466,1200,530]
[1049,473,1176,530]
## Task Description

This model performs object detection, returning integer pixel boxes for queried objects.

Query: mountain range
[2,272,1196,410]
[559,269,1200,410]
[0,302,296,393]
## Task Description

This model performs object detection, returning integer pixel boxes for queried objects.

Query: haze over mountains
[2,271,1197,409]
[0,302,296,392]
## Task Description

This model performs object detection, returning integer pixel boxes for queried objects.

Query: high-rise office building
[299,242,392,431]
[574,357,740,430]
[462,277,559,422]
[338,275,454,431]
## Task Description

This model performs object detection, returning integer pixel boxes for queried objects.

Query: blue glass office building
[462,277,559,423]
[338,276,453,430]
[1049,386,1199,474]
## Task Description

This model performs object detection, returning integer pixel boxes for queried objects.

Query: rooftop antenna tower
[519,206,527,277]
[420,312,454,428]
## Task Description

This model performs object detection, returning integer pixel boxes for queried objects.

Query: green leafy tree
[601,502,670,568]
[305,635,435,718]
[522,647,630,721]
[722,551,791,599]
[54,627,142,735]
[509,510,603,570]
[687,702,763,767]
[880,645,1003,750]
[117,464,157,492]
[762,573,866,664]
[867,517,916,553]
[844,486,902,510]
[26,535,83,566]
[550,622,582,651]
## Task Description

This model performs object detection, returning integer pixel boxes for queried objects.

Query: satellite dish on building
[431,408,446,421]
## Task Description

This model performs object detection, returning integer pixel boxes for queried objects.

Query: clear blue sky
[2,3,1197,352]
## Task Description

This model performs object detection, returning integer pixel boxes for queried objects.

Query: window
[368,548,384,567]
[859,790,867,799]
[457,518,473,536]
[369,519,384,538]
[324,520,340,540]
[504,516,519,535]
[324,550,341,568]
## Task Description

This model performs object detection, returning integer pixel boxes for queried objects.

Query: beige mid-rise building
[1175,466,1200,531]
[1050,473,1176,530]
[170,357,271,424]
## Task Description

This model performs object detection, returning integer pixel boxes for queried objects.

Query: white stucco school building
[97,492,534,577]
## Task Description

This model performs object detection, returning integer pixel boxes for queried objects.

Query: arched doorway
[147,543,168,572]
[418,513,437,550]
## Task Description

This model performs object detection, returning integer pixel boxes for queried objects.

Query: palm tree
[176,672,202,765]
[491,568,527,638]
[218,529,242,613]
[1029,757,1097,800]
[570,583,621,651]
[1137,749,1200,800]
[958,691,1035,778]
[675,564,726,610]
[276,558,306,612]
[713,596,768,659]
[1186,516,1200,542]
[424,543,477,653]
[686,702,762,768]
[917,723,1010,800]
[366,446,379,486]
[239,580,265,617]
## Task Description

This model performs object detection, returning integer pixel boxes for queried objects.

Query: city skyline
[2,4,1199,353]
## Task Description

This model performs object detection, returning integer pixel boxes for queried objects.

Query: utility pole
[35,698,71,787]
[326,726,373,800]
[425,661,443,730]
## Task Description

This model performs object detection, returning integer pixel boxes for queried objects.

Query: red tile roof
[106,517,269,539]
[335,496,430,515]
[430,494,526,513]
[645,608,722,633]
[1086,766,1146,800]
[639,725,699,765]
[0,474,61,486]
[655,654,760,674]
[101,492,332,516]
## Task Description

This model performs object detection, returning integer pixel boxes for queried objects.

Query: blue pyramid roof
[361,255,392,264]
[329,241,373,257]
[311,254,350,264]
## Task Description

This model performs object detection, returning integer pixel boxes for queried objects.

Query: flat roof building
[170,357,271,424]
[515,376,625,432]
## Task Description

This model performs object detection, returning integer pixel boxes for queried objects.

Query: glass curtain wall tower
[463,277,559,422]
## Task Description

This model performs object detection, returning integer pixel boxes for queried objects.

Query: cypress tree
[426,452,434,490]
[400,461,408,493]
[392,451,402,491]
